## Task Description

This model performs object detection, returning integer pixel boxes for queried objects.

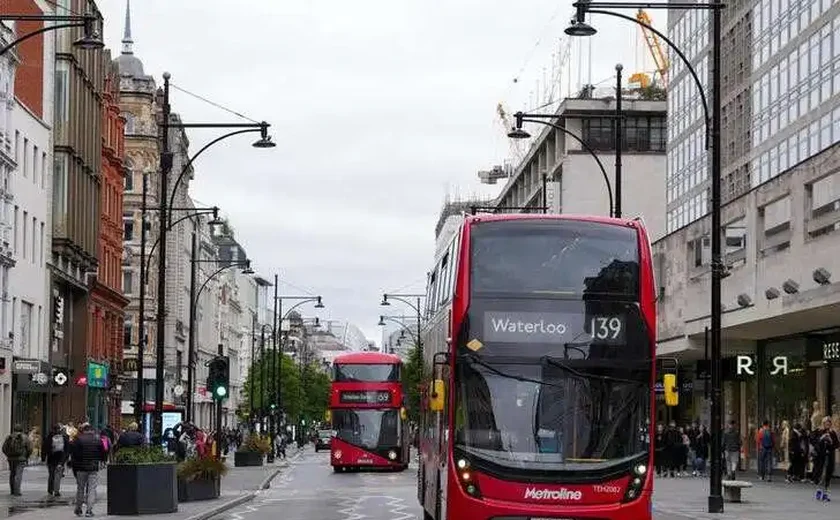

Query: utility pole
[614,63,623,219]
[135,172,148,431]
[153,72,173,442]
[185,225,198,422]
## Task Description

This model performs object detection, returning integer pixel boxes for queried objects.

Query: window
[12,205,18,254]
[20,302,32,355]
[53,155,68,231]
[124,317,133,349]
[22,138,28,178]
[123,215,134,241]
[725,218,747,267]
[124,170,134,191]
[691,236,711,267]
[333,363,399,382]
[582,118,615,151]
[22,211,27,260]
[31,216,36,262]
[123,270,134,295]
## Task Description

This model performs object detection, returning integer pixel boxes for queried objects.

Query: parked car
[314,429,332,452]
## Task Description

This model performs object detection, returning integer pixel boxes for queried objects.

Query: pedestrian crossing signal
[207,356,229,401]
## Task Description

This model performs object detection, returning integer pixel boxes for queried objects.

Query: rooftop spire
[121,0,133,55]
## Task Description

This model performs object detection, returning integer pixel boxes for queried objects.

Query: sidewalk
[0,449,302,520]
[653,474,838,520]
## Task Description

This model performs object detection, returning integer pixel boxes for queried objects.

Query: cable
[169,83,260,124]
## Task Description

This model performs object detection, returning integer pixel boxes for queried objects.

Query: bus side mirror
[429,379,445,412]
[663,373,679,407]
[400,407,408,420]
[324,410,331,422]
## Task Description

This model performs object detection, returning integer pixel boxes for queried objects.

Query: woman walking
[814,416,839,502]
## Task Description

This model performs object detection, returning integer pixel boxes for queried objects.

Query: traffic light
[207,356,229,401]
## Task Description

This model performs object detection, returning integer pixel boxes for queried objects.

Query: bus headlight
[333,450,342,460]
[388,450,397,460]
[635,464,647,476]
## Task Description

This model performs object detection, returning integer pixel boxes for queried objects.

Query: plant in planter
[176,455,228,502]
[108,446,178,515]
[234,434,271,467]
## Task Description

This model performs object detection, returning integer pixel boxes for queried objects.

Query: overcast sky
[95,0,663,345]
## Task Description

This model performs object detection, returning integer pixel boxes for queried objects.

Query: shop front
[85,361,110,429]
[720,330,840,476]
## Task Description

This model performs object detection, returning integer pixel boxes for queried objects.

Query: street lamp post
[152,72,275,440]
[185,250,252,423]
[377,315,420,354]
[566,0,725,512]
[0,13,104,56]
[614,63,623,218]
[507,113,614,217]
[135,173,149,429]
[380,294,425,360]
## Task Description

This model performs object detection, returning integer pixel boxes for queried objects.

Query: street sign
[173,384,184,397]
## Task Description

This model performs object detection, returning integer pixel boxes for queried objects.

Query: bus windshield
[333,363,400,382]
[332,409,400,450]
[454,300,652,473]
[470,219,640,298]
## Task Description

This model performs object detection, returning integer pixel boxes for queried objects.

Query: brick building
[88,57,129,429]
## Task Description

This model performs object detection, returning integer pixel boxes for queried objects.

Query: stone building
[88,56,129,429]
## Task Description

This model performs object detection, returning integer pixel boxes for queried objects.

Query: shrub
[237,434,271,454]
[177,455,228,482]
[114,446,175,465]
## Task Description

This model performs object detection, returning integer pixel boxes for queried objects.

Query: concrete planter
[177,476,221,502]
[107,463,178,515]
[233,450,264,467]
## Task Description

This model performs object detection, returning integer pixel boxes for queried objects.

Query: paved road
[218,448,772,520]
[221,447,418,520]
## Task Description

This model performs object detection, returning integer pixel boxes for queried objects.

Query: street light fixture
[0,13,104,56]
[153,72,275,441]
[565,0,726,513]
[507,112,614,217]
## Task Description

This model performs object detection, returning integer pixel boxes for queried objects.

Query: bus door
[429,353,450,518]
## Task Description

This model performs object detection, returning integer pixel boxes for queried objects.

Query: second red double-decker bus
[329,351,410,472]
[418,213,665,520]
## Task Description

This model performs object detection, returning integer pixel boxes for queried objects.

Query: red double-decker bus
[329,351,410,472]
[418,213,663,520]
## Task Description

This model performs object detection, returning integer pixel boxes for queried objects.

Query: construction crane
[634,9,670,88]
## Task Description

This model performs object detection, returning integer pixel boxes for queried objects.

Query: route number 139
[590,316,623,340]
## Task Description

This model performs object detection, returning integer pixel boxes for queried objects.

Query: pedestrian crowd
[654,415,839,502]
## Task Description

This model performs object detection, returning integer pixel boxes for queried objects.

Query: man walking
[68,423,107,517]
[43,424,70,497]
[2,424,32,496]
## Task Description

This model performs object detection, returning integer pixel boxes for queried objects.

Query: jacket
[69,431,107,472]
[42,431,70,465]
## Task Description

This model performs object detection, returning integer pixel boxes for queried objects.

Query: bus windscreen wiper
[540,355,649,386]
[459,354,564,390]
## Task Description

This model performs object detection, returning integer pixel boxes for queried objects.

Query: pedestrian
[756,420,775,481]
[43,424,70,497]
[654,423,665,477]
[68,423,107,517]
[721,420,741,480]
[786,423,806,483]
[814,416,840,502]
[2,424,32,496]
[115,422,144,451]
[274,431,287,459]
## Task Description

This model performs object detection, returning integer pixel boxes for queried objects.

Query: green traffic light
[215,386,227,397]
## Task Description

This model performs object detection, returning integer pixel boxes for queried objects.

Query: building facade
[49,0,106,426]
[88,57,129,429]
[492,95,668,240]
[8,0,55,440]
[0,19,18,464]
[114,2,159,422]
[659,0,840,473]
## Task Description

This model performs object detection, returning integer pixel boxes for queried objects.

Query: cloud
[98,0,652,344]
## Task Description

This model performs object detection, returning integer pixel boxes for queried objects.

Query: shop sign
[824,342,840,363]
[123,358,139,372]
[735,355,788,376]
[86,361,109,388]
[13,359,41,374]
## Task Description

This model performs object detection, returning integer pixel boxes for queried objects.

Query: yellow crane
[631,9,670,89]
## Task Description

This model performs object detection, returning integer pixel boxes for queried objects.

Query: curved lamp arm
[143,209,216,276]
[167,128,262,227]
[587,9,711,148]
[282,298,322,322]
[378,316,420,343]
[194,261,251,306]
[1,22,83,57]
[381,294,423,315]
[518,116,615,218]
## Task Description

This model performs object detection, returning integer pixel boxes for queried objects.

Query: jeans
[7,460,25,494]
[47,462,64,495]
[725,451,739,478]
[759,448,774,479]
[74,470,99,512]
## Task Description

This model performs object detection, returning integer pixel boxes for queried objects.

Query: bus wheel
[333,466,342,473]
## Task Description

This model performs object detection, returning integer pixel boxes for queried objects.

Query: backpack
[761,428,773,449]
[5,433,27,458]
[51,434,65,453]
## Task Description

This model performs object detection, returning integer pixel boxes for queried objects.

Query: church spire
[121,0,133,55]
